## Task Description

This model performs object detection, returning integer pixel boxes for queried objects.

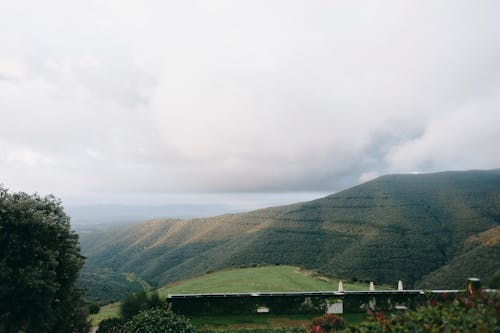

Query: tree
[120,290,161,320]
[0,186,89,332]
[89,302,101,315]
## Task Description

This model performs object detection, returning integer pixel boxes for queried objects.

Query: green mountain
[78,170,500,303]
[417,225,500,289]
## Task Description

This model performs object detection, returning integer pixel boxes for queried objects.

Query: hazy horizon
[66,190,329,226]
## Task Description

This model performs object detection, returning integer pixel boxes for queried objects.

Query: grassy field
[90,265,376,326]
[89,302,121,326]
[158,265,373,298]
[188,313,367,330]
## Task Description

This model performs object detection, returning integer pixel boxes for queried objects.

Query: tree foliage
[96,318,125,333]
[89,302,101,315]
[122,304,195,333]
[120,290,161,320]
[0,186,89,332]
[198,329,307,333]
[341,291,500,332]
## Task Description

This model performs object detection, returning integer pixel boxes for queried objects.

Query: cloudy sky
[1,1,500,215]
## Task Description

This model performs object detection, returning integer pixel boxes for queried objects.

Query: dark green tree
[487,270,500,289]
[0,186,89,333]
[120,290,161,320]
[97,318,125,333]
[89,302,101,315]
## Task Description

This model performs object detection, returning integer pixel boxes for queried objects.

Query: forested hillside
[78,170,500,303]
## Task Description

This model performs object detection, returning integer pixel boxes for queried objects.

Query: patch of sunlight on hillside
[468,225,500,246]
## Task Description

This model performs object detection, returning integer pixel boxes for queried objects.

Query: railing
[166,278,497,315]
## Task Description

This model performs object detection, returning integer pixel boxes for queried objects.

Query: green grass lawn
[158,265,372,298]
[89,302,121,327]
[188,313,367,330]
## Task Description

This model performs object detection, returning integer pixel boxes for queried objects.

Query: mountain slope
[417,225,500,288]
[79,169,500,301]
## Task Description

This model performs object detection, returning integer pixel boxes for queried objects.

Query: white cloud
[387,93,500,172]
[0,0,499,204]
[359,172,379,184]
[0,58,28,80]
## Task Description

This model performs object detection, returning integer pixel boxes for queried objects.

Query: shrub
[97,318,125,333]
[123,305,195,333]
[198,329,307,333]
[120,290,161,320]
[488,271,500,289]
[89,302,101,315]
[341,291,500,332]
[311,313,345,332]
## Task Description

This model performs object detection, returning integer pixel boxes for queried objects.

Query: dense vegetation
[123,305,196,333]
[120,290,161,320]
[341,291,499,332]
[97,303,195,333]
[311,313,345,332]
[198,329,307,333]
[78,268,147,304]
[96,318,125,333]
[417,225,500,289]
[0,186,90,332]
[79,170,500,302]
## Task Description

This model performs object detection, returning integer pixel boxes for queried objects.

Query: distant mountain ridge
[78,169,500,302]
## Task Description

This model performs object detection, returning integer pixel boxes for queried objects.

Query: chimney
[467,278,481,295]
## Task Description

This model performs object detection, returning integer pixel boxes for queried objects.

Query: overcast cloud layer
[1,1,500,207]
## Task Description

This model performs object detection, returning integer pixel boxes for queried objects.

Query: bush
[123,305,195,333]
[97,318,125,333]
[311,313,345,332]
[341,291,500,332]
[89,302,101,315]
[120,290,161,320]
[198,329,307,333]
[488,271,500,289]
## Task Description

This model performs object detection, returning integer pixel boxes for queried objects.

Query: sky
[1,1,500,217]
